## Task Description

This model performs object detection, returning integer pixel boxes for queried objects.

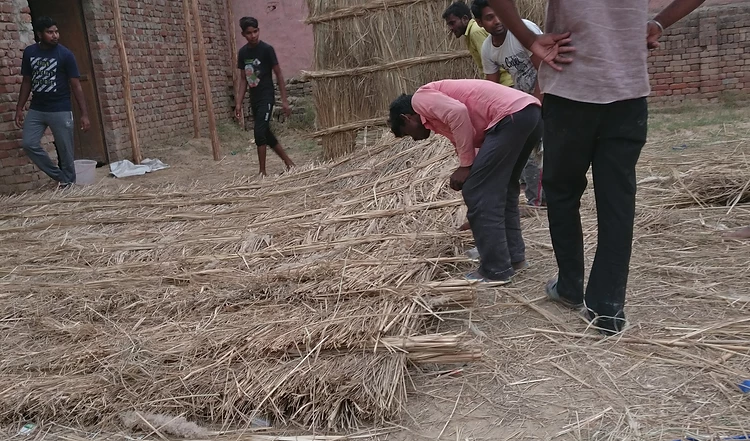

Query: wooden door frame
[75,0,109,163]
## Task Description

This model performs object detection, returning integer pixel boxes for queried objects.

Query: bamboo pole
[183,0,201,138]
[111,0,142,164]
[190,0,222,160]
[224,0,244,129]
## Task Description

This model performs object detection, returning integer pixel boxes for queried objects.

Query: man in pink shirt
[389,79,541,283]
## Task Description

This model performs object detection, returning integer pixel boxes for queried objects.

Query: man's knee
[462,185,482,212]
[253,128,269,147]
[21,137,39,153]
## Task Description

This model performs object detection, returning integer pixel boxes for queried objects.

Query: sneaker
[582,308,627,336]
[58,182,73,190]
[545,278,584,309]
[465,247,480,262]
[465,270,510,286]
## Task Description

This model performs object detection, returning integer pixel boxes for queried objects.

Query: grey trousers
[21,109,76,184]
[462,105,543,280]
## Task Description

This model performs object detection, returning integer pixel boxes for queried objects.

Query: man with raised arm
[486,0,706,335]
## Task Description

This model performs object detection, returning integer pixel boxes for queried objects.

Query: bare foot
[723,226,750,239]
[458,221,471,231]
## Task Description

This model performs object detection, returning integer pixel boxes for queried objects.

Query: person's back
[412,80,537,154]
[539,1,650,104]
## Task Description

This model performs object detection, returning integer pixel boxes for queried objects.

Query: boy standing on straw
[442,1,512,86]
[389,79,541,284]
[235,16,295,177]
[15,17,90,188]
[471,0,546,209]
[487,0,706,334]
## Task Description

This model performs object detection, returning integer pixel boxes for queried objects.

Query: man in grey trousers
[14,16,90,187]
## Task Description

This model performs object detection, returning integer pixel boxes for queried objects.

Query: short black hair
[470,0,489,20]
[240,16,259,32]
[388,94,415,137]
[33,16,57,34]
[442,1,471,20]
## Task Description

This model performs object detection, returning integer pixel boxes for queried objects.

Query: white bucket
[74,159,97,186]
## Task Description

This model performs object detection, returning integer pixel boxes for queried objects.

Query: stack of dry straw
[0,135,482,433]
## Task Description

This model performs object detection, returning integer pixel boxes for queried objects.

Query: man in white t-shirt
[472,0,545,208]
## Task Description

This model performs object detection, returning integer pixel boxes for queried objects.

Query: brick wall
[0,0,47,193]
[269,76,312,122]
[83,0,234,161]
[649,3,750,104]
[0,0,234,194]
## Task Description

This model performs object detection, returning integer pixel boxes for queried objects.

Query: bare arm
[488,0,536,48]
[488,0,574,71]
[14,76,32,129]
[531,54,543,101]
[485,72,500,83]
[236,70,247,107]
[654,0,706,29]
[272,64,290,116]
[70,78,90,131]
[235,69,247,118]
[648,0,706,48]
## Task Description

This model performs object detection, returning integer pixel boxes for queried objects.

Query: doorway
[27,0,108,164]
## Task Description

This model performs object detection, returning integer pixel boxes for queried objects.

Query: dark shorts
[250,100,278,147]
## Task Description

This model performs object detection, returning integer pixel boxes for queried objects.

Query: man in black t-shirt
[235,16,295,176]
[15,16,91,187]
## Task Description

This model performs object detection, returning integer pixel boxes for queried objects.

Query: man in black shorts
[235,16,295,176]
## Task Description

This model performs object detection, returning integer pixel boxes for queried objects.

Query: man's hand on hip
[530,33,575,71]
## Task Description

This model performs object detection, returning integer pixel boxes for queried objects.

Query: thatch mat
[303,0,546,157]
[0,134,484,437]
[1,105,750,440]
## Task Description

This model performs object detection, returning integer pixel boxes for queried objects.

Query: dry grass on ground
[0,106,749,441]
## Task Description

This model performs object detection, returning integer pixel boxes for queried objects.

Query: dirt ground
[83,122,324,189]
[8,104,750,441]
[378,104,750,441]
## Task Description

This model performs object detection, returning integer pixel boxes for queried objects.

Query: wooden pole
[183,0,201,138]
[190,0,221,160]
[111,0,142,164]
[225,0,244,129]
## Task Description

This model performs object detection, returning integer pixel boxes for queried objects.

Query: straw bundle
[0,135,483,433]
[638,159,750,209]
[302,0,547,158]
